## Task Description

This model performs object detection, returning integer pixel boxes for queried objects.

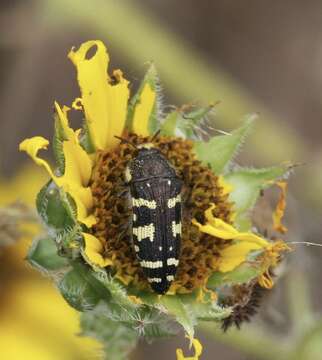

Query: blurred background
[1,0,322,359]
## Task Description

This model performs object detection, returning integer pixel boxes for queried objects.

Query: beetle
[125,143,182,294]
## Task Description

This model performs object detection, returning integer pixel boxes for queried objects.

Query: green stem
[286,270,313,335]
[291,320,322,360]
[200,323,291,360]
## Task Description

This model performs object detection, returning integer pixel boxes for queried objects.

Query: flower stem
[200,323,290,360]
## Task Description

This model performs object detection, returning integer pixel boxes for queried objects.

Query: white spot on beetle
[148,277,162,283]
[171,221,182,237]
[134,245,140,252]
[133,213,137,222]
[125,166,132,182]
[169,246,173,251]
[140,260,163,269]
[167,258,179,266]
[133,223,155,242]
[166,275,174,281]
[132,198,157,209]
[167,194,181,208]
[159,246,163,251]
[147,183,151,187]
[167,180,171,185]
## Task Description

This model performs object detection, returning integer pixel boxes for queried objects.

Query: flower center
[90,133,233,293]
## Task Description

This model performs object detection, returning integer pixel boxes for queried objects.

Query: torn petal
[176,338,202,360]
[68,40,129,150]
[19,137,55,179]
[272,181,288,234]
[54,101,76,140]
[218,241,263,272]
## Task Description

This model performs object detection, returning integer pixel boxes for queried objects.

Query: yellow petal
[176,338,202,360]
[132,83,156,136]
[193,203,270,272]
[63,139,92,186]
[193,204,268,247]
[272,181,288,234]
[19,137,55,179]
[192,218,238,239]
[19,136,95,227]
[218,241,263,272]
[68,40,129,150]
[82,232,113,268]
[54,101,76,140]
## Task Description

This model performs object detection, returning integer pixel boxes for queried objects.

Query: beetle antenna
[114,136,138,149]
[151,129,161,142]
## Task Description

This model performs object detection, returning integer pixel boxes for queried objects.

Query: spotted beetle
[125,143,182,294]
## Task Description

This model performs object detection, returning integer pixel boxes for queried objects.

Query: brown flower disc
[90,133,233,293]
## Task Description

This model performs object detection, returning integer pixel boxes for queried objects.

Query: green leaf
[194,115,256,174]
[58,262,110,311]
[161,296,196,339]
[225,164,291,230]
[208,262,262,288]
[126,63,161,134]
[27,236,68,272]
[81,302,138,360]
[36,180,77,236]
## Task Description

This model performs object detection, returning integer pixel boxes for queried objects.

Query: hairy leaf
[81,302,138,360]
[161,296,196,339]
[58,262,110,311]
[27,236,68,272]
[194,115,256,174]
[225,164,291,230]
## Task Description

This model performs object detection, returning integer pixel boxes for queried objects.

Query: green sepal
[126,63,160,134]
[135,307,179,342]
[36,180,77,237]
[160,295,196,339]
[92,272,137,309]
[194,114,256,174]
[80,302,138,360]
[79,121,96,154]
[225,164,291,230]
[52,112,68,174]
[188,301,231,322]
[160,110,180,136]
[178,293,232,322]
[27,236,69,272]
[177,104,215,140]
[208,262,262,288]
[58,262,110,311]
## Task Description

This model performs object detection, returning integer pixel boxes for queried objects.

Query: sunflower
[19,40,291,360]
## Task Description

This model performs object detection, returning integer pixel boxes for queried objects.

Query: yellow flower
[18,39,292,358]
[20,41,286,293]
[176,338,203,360]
